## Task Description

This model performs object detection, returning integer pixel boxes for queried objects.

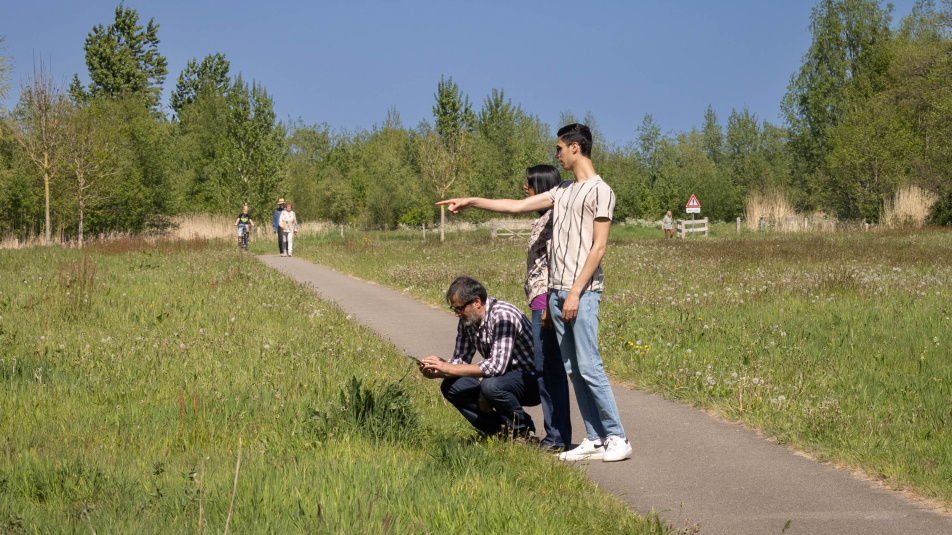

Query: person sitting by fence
[418,277,540,439]
[663,211,674,238]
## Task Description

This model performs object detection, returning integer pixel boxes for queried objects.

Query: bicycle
[236,223,253,249]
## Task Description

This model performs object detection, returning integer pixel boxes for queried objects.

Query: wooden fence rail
[677,217,708,238]
[490,219,533,239]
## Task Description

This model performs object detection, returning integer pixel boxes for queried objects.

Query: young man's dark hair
[445,276,488,307]
[556,123,593,158]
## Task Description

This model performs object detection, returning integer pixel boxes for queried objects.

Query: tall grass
[285,228,952,508]
[881,184,938,228]
[0,214,332,250]
[0,240,664,533]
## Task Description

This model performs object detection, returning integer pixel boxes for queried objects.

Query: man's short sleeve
[593,181,616,220]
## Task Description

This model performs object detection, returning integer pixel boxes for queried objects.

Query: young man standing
[438,123,631,462]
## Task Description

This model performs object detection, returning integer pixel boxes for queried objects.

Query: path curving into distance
[258,254,951,535]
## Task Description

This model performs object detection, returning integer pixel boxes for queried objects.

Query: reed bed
[881,184,939,228]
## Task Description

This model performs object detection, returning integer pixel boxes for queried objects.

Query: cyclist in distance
[235,206,255,249]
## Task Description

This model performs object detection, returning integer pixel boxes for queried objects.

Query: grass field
[268,226,952,507]
[0,239,666,533]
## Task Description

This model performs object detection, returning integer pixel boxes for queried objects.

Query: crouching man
[419,277,540,438]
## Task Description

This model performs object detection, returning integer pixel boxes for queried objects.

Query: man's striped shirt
[543,176,616,292]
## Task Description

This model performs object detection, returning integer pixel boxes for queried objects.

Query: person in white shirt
[279,202,298,257]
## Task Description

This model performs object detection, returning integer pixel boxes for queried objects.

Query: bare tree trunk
[78,205,84,249]
[12,58,69,247]
[440,205,445,242]
[44,170,51,246]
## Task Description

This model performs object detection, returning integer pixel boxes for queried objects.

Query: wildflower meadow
[282,227,952,507]
[0,239,663,533]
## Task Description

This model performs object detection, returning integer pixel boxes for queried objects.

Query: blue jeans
[532,309,572,447]
[549,290,626,441]
[441,370,540,437]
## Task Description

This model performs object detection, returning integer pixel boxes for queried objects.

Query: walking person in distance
[273,198,287,255]
[279,202,298,257]
[663,210,674,239]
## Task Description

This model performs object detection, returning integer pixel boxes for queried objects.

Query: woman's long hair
[526,165,562,215]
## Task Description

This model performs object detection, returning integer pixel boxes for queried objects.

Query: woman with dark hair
[523,164,572,451]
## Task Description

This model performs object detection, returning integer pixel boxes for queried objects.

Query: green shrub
[307,376,418,443]
[928,188,952,226]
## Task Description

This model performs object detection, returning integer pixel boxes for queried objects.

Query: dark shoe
[538,442,566,453]
[512,433,541,446]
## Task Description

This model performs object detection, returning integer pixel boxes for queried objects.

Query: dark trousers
[440,370,540,437]
[277,230,287,254]
[532,309,572,447]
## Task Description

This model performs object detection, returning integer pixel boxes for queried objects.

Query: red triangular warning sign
[686,194,701,208]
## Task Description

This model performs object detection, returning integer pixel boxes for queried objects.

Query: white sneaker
[602,436,632,462]
[558,438,604,461]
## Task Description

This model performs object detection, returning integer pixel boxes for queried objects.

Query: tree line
[1,0,951,245]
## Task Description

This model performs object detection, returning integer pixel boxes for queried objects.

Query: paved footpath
[259,255,951,535]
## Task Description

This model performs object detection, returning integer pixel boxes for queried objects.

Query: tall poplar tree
[424,75,475,241]
[781,0,893,176]
[12,59,71,246]
[0,35,12,105]
[170,53,230,116]
[217,75,286,214]
[701,105,724,166]
[69,3,168,110]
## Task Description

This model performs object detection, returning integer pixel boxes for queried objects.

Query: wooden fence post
[490,220,497,239]
[736,217,740,234]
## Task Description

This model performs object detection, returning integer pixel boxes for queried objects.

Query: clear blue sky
[2,0,918,144]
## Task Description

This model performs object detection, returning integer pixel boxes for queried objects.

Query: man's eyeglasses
[555,142,575,157]
[449,300,474,314]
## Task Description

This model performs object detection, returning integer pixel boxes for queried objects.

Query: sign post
[685,194,701,238]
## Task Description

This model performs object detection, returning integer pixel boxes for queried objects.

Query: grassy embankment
[0,240,665,533]
[278,227,952,507]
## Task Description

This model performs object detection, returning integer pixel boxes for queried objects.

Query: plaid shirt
[449,298,536,377]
